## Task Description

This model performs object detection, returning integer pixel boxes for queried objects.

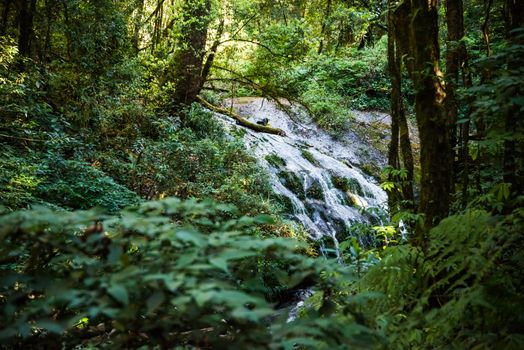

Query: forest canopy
[0,0,523,349]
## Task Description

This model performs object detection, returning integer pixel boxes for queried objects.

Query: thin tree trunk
[42,0,53,63]
[132,0,145,54]
[503,0,524,196]
[0,0,12,36]
[398,94,414,207]
[62,1,72,60]
[335,20,354,52]
[389,0,415,212]
[445,0,472,207]
[151,0,163,51]
[387,0,401,211]
[200,19,224,89]
[482,0,493,58]
[318,0,332,54]
[445,0,462,191]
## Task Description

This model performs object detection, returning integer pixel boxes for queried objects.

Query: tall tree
[502,0,524,196]
[132,0,145,54]
[17,0,36,58]
[394,0,453,243]
[388,0,414,212]
[170,0,212,107]
[445,0,472,206]
[317,0,332,54]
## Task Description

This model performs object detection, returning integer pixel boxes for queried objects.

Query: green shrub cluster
[0,198,382,349]
[276,37,395,136]
[356,209,524,349]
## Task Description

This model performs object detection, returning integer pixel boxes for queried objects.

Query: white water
[214,98,387,257]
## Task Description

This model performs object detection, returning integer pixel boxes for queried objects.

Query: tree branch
[196,96,286,136]
[217,38,289,58]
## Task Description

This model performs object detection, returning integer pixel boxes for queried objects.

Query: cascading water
[213,97,388,259]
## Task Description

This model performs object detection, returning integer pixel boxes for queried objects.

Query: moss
[331,175,364,196]
[304,201,316,216]
[265,153,286,168]
[305,180,324,200]
[273,193,294,213]
[301,149,320,166]
[277,171,304,198]
[364,190,375,199]
[361,162,381,180]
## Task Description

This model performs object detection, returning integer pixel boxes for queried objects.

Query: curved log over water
[196,96,286,137]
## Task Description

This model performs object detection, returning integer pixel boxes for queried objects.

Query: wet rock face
[214,97,388,255]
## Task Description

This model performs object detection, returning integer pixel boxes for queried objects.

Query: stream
[213,97,389,320]
[215,97,388,257]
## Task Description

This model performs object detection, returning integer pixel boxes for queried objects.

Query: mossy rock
[304,201,316,216]
[331,175,364,196]
[278,171,304,198]
[305,180,324,200]
[347,193,361,207]
[273,193,294,213]
[265,153,286,168]
[337,192,356,207]
[364,190,375,199]
[301,149,320,166]
[361,162,381,180]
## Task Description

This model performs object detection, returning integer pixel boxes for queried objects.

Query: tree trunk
[17,0,36,58]
[387,0,400,211]
[398,95,414,207]
[170,0,212,107]
[388,0,415,212]
[503,0,524,196]
[132,0,145,54]
[445,0,462,190]
[317,0,332,54]
[200,19,224,90]
[0,0,12,36]
[358,25,373,50]
[395,0,453,243]
[197,96,286,136]
[445,0,472,207]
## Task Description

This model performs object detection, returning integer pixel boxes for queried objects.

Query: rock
[256,118,269,126]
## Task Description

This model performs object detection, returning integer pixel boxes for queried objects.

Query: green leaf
[176,230,205,247]
[107,284,129,305]
[209,257,229,273]
[253,214,275,224]
[193,290,215,307]
[146,291,165,314]
[107,244,123,264]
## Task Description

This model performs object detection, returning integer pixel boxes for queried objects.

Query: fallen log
[196,96,286,136]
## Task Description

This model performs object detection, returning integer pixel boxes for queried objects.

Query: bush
[120,106,276,216]
[0,198,380,349]
[359,209,524,349]
[37,158,141,213]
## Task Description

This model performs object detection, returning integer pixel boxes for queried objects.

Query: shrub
[0,198,381,349]
[359,209,524,349]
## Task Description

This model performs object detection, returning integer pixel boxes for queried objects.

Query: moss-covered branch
[196,96,286,136]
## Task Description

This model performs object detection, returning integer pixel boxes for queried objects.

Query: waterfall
[214,97,388,254]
